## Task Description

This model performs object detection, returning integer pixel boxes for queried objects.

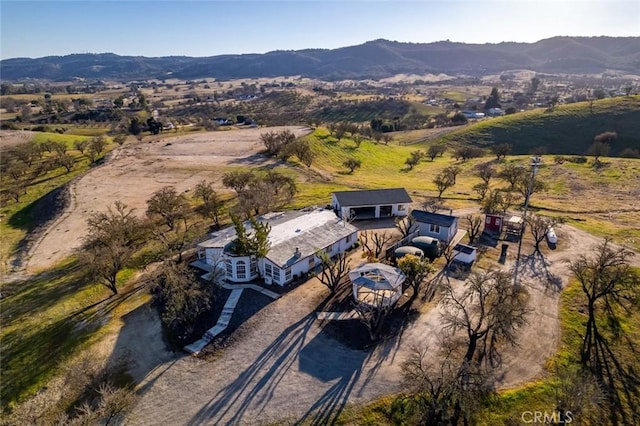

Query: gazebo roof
[349,263,405,291]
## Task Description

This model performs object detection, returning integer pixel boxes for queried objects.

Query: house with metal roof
[195,208,358,286]
[331,188,412,220]
[410,210,459,244]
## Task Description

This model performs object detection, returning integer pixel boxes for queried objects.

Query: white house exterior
[410,210,459,244]
[196,208,358,286]
[332,188,412,220]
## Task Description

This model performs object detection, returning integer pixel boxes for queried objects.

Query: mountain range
[2,37,639,81]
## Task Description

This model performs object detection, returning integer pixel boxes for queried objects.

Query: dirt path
[125,222,631,425]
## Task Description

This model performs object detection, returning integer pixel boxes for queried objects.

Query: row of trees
[1,136,109,203]
[260,129,314,166]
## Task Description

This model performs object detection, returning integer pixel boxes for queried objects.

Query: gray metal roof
[349,263,405,290]
[411,210,458,227]
[333,188,412,207]
[197,208,358,268]
[265,209,358,267]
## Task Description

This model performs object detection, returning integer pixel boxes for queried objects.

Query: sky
[1,0,638,60]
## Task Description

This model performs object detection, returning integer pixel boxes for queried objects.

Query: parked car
[546,227,558,244]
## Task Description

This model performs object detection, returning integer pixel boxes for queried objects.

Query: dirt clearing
[21,126,312,272]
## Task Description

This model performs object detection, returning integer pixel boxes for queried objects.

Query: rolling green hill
[438,96,640,155]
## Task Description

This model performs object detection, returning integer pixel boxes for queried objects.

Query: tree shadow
[588,329,640,424]
[227,152,271,166]
[520,251,563,293]
[295,328,368,425]
[186,313,320,425]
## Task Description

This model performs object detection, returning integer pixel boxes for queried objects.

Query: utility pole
[513,156,542,287]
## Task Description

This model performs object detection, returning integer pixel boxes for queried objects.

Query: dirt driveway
[126,221,635,425]
[21,126,312,272]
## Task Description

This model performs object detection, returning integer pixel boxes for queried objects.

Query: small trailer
[452,243,477,269]
[505,215,524,237]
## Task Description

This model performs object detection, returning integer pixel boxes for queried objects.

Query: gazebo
[349,263,406,307]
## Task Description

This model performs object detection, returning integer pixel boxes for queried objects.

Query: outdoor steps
[184,288,244,355]
[316,311,357,320]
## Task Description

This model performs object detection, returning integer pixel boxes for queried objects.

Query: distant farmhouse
[196,208,358,286]
[332,188,412,220]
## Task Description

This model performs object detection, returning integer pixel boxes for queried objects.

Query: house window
[265,263,273,278]
[250,258,257,276]
[273,267,281,283]
[308,256,316,270]
[429,224,441,234]
[225,259,233,277]
[285,267,292,282]
[346,233,351,243]
[236,260,246,279]
[397,204,406,211]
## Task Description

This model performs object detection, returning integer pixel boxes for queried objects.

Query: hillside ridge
[2,36,639,81]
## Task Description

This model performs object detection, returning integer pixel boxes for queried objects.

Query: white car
[546,227,558,244]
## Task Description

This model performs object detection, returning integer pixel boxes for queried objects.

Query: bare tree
[465,214,483,245]
[433,172,455,198]
[404,150,423,170]
[587,141,610,165]
[422,197,446,213]
[112,134,127,146]
[353,289,392,341]
[443,166,461,184]
[79,202,145,295]
[343,158,362,173]
[359,230,393,260]
[427,144,446,161]
[222,170,256,194]
[567,239,638,369]
[499,163,526,191]
[472,182,489,200]
[74,139,89,153]
[146,186,189,231]
[57,152,75,173]
[194,180,224,229]
[475,162,495,185]
[401,344,492,425]
[526,215,560,254]
[315,251,349,294]
[490,143,511,160]
[395,215,416,238]
[150,261,212,338]
[440,270,530,367]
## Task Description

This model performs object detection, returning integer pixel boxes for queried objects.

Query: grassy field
[0,257,148,412]
[437,96,640,155]
[291,128,640,251]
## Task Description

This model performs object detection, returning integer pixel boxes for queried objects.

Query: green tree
[230,214,271,258]
[484,87,501,110]
[397,254,435,301]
